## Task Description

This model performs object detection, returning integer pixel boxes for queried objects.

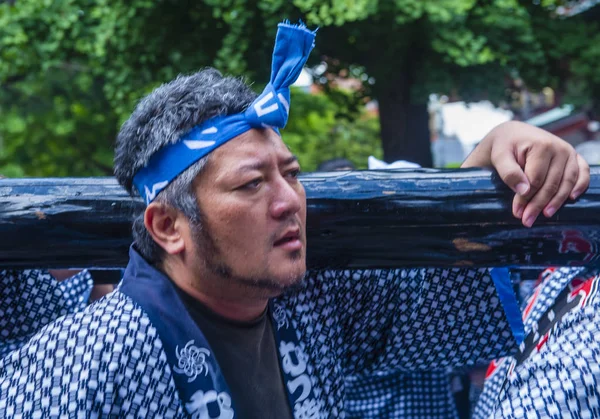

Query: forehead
[211,128,293,167]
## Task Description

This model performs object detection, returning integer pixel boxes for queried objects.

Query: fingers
[515,152,590,227]
[570,154,590,200]
[511,146,553,219]
[541,152,579,218]
[492,149,531,197]
[519,151,567,227]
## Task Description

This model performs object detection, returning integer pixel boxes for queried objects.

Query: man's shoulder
[4,290,160,362]
[279,268,427,320]
[299,268,426,291]
[303,268,395,282]
[61,290,156,342]
[0,290,180,418]
[303,268,439,280]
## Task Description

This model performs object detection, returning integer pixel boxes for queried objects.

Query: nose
[269,176,303,219]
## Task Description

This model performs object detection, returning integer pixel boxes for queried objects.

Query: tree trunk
[377,72,433,167]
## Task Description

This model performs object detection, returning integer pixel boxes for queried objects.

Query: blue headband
[133,21,317,204]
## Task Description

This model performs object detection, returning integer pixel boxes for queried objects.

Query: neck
[163,257,268,322]
[179,280,268,322]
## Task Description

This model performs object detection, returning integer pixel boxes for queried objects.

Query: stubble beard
[191,222,305,298]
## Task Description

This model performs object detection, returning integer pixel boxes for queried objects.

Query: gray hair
[114,68,258,262]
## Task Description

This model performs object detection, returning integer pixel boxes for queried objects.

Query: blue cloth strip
[133,22,316,204]
[490,267,525,345]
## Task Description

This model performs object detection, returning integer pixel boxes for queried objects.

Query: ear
[144,203,187,255]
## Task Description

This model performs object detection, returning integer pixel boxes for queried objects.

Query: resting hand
[461,121,589,228]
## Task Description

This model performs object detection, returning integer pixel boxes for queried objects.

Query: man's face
[191,128,307,296]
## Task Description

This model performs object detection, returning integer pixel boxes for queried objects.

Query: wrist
[461,134,494,168]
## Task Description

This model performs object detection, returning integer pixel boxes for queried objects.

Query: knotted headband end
[133,20,317,204]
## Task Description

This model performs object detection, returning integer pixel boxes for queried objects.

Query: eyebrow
[283,155,299,166]
[236,155,299,173]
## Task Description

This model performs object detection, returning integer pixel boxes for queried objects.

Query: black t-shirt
[176,288,294,419]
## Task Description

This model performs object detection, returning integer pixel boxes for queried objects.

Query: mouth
[273,229,303,251]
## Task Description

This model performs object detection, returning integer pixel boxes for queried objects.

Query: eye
[286,168,301,180]
[239,178,262,190]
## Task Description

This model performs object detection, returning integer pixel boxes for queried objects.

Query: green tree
[1,0,599,175]
[290,0,600,165]
[526,5,600,113]
[0,69,117,176]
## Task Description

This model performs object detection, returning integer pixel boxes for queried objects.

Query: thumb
[493,151,530,196]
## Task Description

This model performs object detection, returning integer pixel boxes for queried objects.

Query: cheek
[298,186,307,221]
[209,201,267,245]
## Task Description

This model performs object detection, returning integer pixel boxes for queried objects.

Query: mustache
[270,219,304,243]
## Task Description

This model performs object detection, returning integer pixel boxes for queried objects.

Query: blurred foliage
[0,69,117,176]
[527,9,600,111]
[0,0,599,175]
[304,0,600,105]
[285,88,382,171]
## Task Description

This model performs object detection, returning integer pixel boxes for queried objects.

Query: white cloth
[367,156,421,170]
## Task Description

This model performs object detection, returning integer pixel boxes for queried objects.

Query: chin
[247,270,306,299]
[274,265,307,288]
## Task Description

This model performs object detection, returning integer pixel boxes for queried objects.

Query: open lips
[274,229,302,250]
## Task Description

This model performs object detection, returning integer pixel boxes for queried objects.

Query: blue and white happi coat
[0,247,521,418]
[0,269,92,360]
[474,266,600,419]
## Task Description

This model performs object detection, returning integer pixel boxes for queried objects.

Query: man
[0,22,589,418]
[474,265,600,418]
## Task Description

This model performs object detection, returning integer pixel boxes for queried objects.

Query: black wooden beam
[1,168,599,269]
